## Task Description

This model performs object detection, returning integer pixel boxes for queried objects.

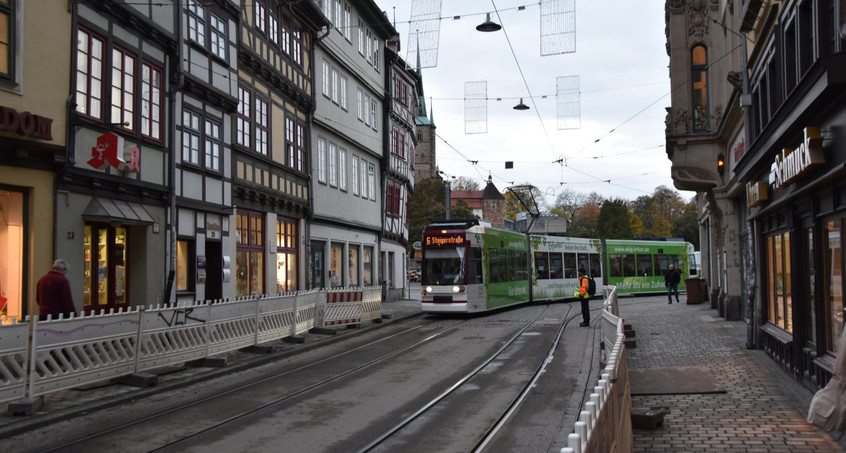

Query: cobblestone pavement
[622,296,845,453]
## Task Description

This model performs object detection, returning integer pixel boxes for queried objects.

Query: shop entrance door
[84,224,129,313]
[205,240,222,301]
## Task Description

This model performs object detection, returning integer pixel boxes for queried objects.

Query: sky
[375,0,695,206]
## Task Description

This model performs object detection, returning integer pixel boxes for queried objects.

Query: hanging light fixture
[476,13,502,32]
[513,98,529,110]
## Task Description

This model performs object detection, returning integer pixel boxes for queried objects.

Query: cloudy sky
[376,0,694,206]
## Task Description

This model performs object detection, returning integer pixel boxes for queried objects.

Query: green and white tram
[604,239,696,295]
[419,220,696,314]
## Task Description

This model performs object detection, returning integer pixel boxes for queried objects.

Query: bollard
[580,410,593,431]
[585,401,598,429]
[591,391,602,410]
[569,430,584,453]
[597,379,608,398]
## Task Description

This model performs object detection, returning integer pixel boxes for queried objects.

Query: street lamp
[476,13,502,32]
[438,171,455,220]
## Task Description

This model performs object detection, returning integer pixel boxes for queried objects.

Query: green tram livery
[420,219,696,314]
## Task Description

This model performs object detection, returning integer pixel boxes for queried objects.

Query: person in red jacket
[36,259,76,320]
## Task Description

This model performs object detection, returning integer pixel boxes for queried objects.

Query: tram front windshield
[423,248,465,285]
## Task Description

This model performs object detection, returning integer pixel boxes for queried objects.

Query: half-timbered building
[234,0,329,296]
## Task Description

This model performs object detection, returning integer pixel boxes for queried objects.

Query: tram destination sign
[424,234,465,248]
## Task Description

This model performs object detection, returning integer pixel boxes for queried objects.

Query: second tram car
[420,219,697,314]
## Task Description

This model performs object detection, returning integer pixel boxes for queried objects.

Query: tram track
[20,302,589,453]
[358,303,581,453]
[33,317,463,453]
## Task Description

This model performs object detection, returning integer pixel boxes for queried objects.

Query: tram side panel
[604,239,694,295]
[530,235,604,301]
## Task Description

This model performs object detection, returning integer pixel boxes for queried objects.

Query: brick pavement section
[622,297,844,453]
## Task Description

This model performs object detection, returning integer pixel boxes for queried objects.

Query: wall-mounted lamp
[513,98,529,110]
[476,13,502,32]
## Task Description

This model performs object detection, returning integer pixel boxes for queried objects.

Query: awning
[82,197,155,226]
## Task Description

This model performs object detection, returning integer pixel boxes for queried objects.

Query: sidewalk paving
[621,295,845,453]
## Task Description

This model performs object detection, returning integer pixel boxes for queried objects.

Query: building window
[0,0,15,82]
[76,27,163,137]
[824,219,845,354]
[387,181,401,217]
[358,20,365,55]
[255,96,269,156]
[280,14,291,55]
[360,158,367,197]
[322,59,330,98]
[76,28,106,120]
[339,75,348,110]
[291,26,303,66]
[236,212,264,296]
[368,163,376,200]
[317,138,327,183]
[237,86,251,147]
[209,13,227,60]
[331,68,339,104]
[176,239,195,292]
[330,242,344,287]
[268,3,279,46]
[296,122,306,172]
[110,47,136,131]
[187,0,206,47]
[255,0,266,34]
[83,224,128,310]
[276,218,298,292]
[141,63,163,141]
[363,246,373,286]
[691,44,709,132]
[351,155,359,195]
[344,3,352,42]
[349,245,360,286]
[356,88,364,121]
[328,142,337,187]
[310,241,325,289]
[205,118,221,171]
[370,98,378,131]
[338,148,347,191]
[182,110,201,166]
[363,94,370,127]
[766,232,792,332]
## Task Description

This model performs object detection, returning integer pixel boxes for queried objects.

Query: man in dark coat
[664,264,681,304]
[36,259,76,319]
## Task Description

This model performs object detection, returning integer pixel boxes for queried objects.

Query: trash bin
[684,277,702,304]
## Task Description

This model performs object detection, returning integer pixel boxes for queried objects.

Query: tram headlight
[452,285,465,293]
[423,286,433,294]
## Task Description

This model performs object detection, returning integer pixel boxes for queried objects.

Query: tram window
[423,248,464,285]
[490,248,507,283]
[577,254,589,275]
[535,252,550,279]
[637,255,653,276]
[550,253,563,279]
[589,253,601,278]
[514,250,528,280]
[622,254,636,277]
[468,247,483,283]
[564,253,577,278]
[609,254,623,277]
[654,254,670,276]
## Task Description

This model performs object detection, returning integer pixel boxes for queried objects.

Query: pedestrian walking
[664,263,681,304]
[576,268,590,326]
[36,259,76,320]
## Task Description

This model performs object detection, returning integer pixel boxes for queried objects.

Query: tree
[407,178,475,253]
[550,188,588,229]
[451,176,480,191]
[672,199,700,249]
[598,198,632,239]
